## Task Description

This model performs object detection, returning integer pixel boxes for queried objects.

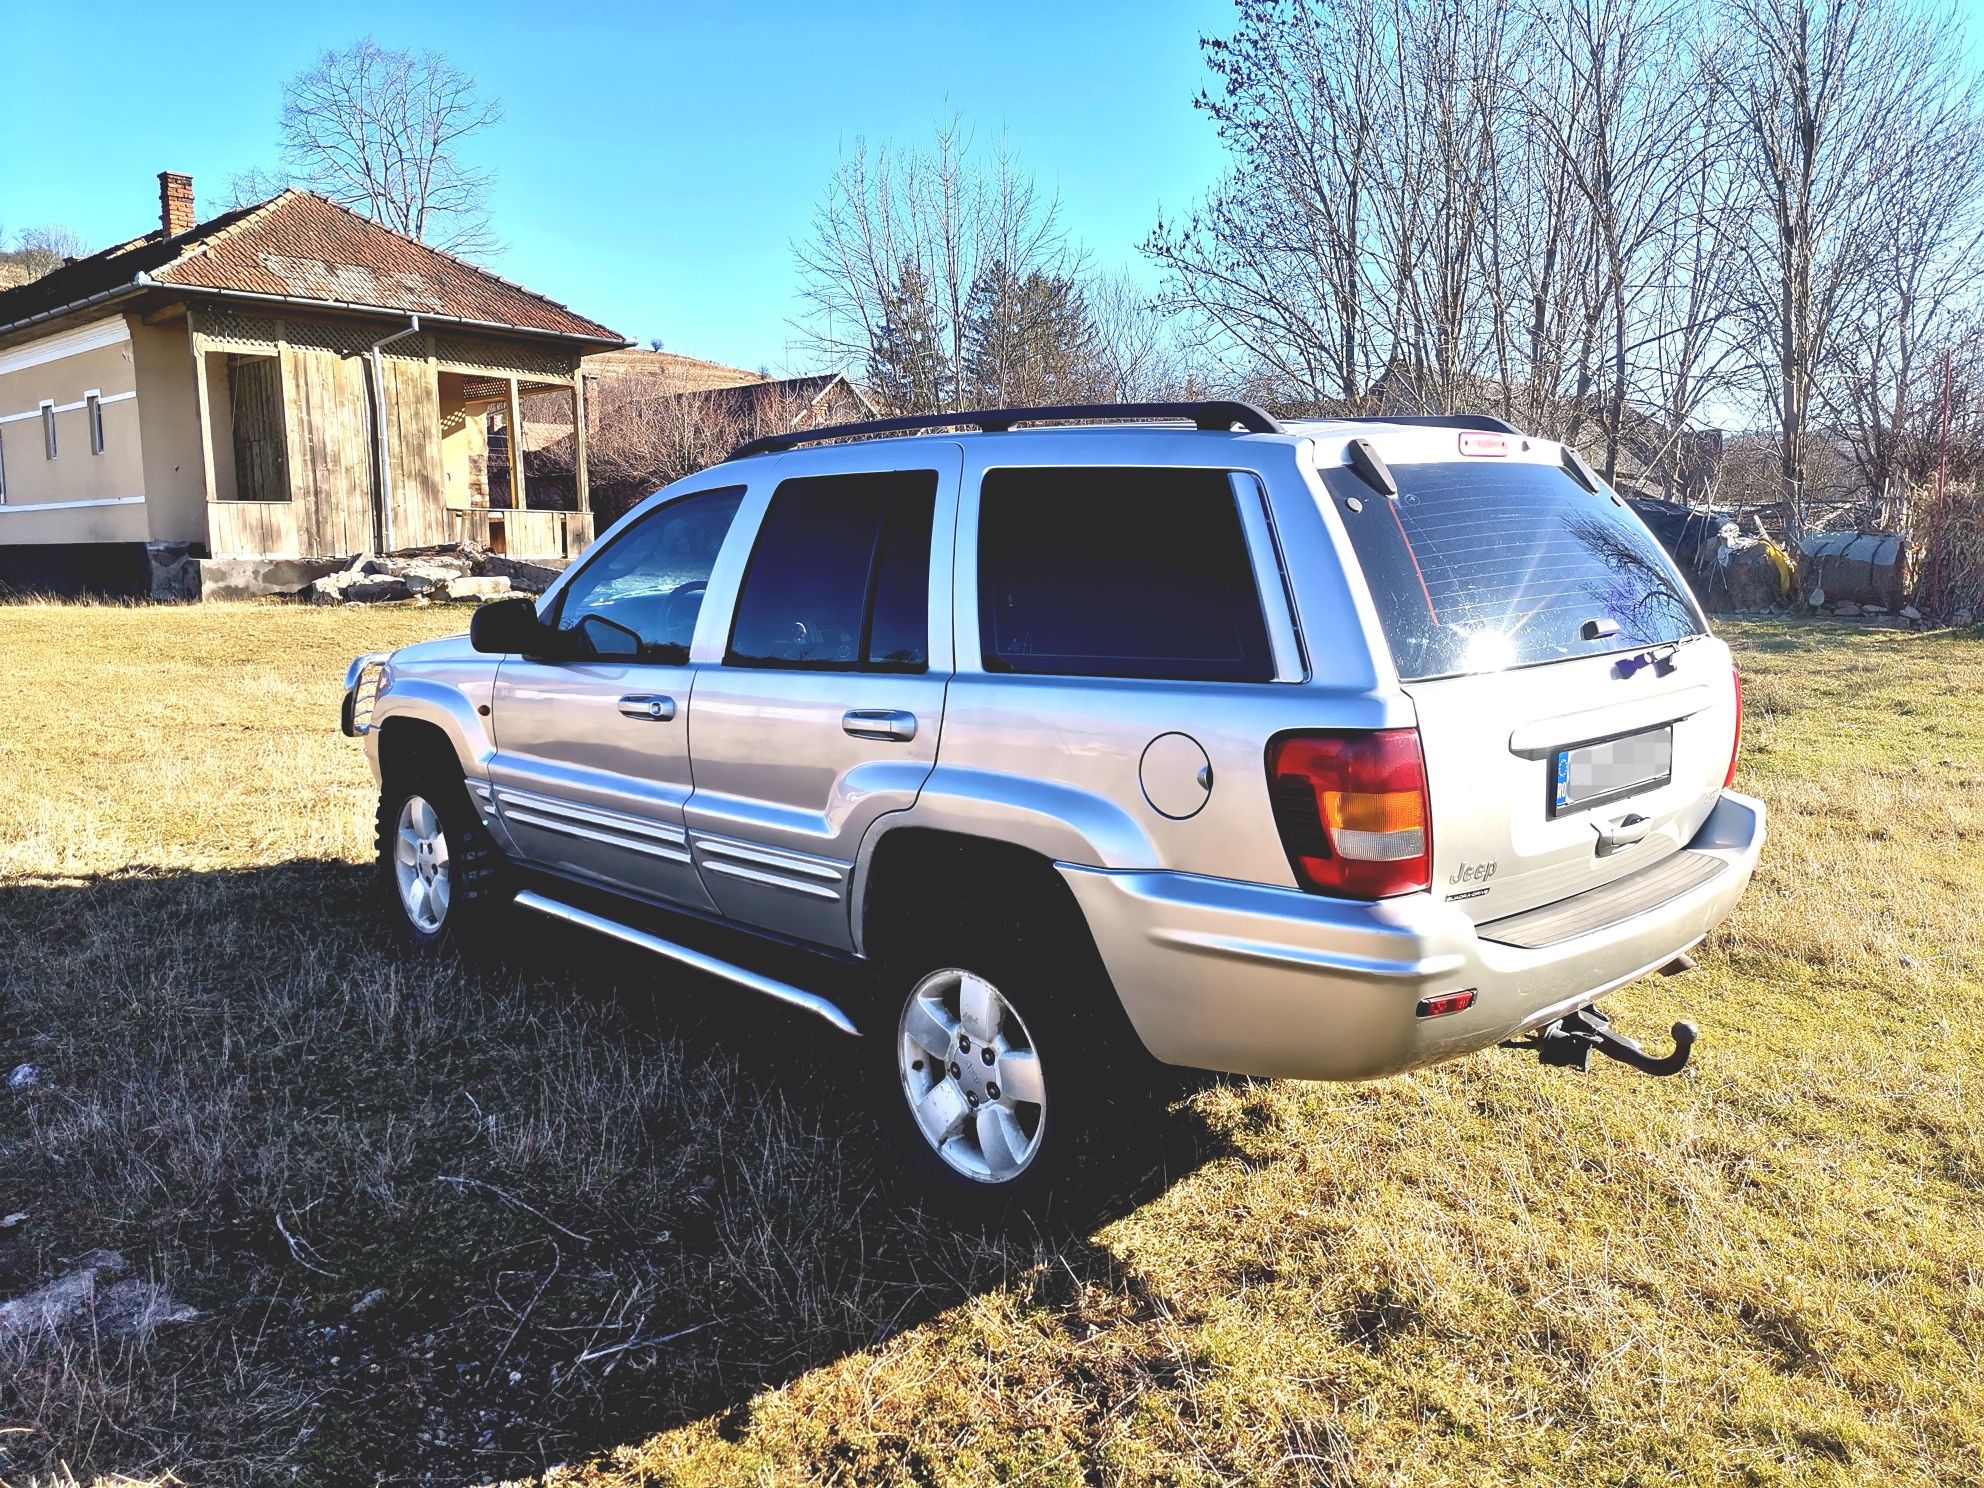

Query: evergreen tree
[866,262,950,414]
[962,260,1098,405]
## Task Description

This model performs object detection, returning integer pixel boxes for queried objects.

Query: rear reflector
[1458,431,1508,457]
[1266,729,1432,898]
[1725,666,1742,788]
[1416,989,1477,1019]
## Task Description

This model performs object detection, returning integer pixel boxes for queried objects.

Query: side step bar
[514,890,861,1036]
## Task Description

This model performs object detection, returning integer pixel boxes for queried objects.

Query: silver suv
[341,401,1765,1215]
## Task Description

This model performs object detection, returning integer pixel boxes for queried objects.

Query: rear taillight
[1267,729,1432,898]
[1725,666,1742,788]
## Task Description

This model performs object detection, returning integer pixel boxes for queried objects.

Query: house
[0,172,625,598]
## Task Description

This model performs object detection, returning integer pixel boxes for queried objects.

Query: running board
[513,890,861,1036]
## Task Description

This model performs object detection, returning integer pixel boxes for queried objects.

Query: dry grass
[1,602,1980,1488]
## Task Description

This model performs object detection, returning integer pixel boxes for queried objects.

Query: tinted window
[551,486,745,661]
[727,471,936,671]
[1325,460,1706,681]
[978,467,1274,682]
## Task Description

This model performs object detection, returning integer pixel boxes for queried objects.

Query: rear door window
[726,470,936,671]
[978,466,1274,682]
[1323,460,1704,681]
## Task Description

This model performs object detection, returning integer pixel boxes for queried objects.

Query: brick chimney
[158,172,195,236]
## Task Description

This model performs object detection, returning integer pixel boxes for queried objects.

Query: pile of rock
[305,544,566,606]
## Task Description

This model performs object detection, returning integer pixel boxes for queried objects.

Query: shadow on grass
[0,858,1238,1486]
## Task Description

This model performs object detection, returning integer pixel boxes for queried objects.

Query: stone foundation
[193,556,347,602]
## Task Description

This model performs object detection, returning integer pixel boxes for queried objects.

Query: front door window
[550,485,746,660]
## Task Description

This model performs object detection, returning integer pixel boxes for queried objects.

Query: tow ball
[1503,1004,1698,1077]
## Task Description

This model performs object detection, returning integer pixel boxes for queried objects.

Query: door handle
[1594,812,1652,857]
[619,694,677,722]
[842,708,917,742]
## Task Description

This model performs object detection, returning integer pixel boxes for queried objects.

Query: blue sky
[0,0,1231,374]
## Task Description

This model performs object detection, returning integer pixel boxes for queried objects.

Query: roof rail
[1348,413,1522,435]
[725,400,1284,460]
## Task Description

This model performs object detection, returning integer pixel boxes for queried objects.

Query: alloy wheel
[393,793,452,934]
[897,968,1047,1183]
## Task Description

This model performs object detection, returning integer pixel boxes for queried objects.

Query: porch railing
[448,507,593,560]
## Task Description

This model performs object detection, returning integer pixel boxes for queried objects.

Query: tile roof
[580,347,765,392]
[0,190,623,344]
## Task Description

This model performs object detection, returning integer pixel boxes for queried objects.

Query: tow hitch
[1504,1004,1697,1076]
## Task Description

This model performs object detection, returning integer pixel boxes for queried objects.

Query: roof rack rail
[1349,413,1522,435]
[725,400,1284,460]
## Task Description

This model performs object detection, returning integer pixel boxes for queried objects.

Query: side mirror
[470,595,560,656]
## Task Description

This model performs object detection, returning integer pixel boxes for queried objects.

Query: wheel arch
[374,712,469,783]
[371,681,487,783]
[855,826,1077,961]
[853,822,1161,1071]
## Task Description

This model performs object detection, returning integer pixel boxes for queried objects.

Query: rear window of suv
[979,466,1275,682]
[1321,459,1705,681]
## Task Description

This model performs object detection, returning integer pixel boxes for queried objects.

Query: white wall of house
[0,316,149,545]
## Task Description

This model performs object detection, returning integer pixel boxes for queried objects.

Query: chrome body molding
[493,785,693,866]
[692,834,849,901]
[513,890,860,1036]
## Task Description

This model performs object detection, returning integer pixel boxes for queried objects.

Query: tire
[375,764,509,953]
[866,896,1153,1226]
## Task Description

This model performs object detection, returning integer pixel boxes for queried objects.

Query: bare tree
[584,378,818,521]
[794,122,1078,411]
[0,224,87,286]
[1817,51,1984,526]
[1715,0,1960,538]
[1144,0,1389,403]
[1150,0,1984,529]
[275,37,504,256]
[222,168,294,210]
[1085,271,1191,401]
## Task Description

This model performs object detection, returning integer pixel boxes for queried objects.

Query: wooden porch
[179,304,594,563]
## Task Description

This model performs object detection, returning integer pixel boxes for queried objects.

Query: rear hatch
[1317,439,1738,923]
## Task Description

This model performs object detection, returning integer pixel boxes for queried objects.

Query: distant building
[517,349,877,518]
[0,172,625,597]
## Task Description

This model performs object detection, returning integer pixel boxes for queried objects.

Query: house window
[227,355,289,501]
[86,392,105,455]
[41,401,56,460]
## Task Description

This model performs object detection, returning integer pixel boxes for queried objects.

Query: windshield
[1321,458,1705,682]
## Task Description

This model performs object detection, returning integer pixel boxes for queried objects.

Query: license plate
[1551,726,1672,817]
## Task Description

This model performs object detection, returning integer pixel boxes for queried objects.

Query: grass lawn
[1,602,1980,1487]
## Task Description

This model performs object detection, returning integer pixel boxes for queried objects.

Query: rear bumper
[1059,789,1766,1081]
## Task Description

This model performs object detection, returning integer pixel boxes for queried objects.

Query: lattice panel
[281,317,376,357]
[190,308,282,349]
[433,332,572,381]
